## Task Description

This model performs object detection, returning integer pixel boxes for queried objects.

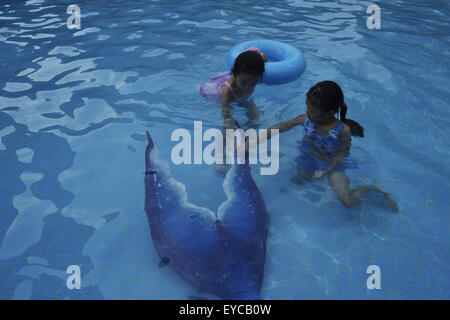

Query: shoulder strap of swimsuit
[305,117,311,127]
[304,117,315,135]
[329,121,345,138]
[223,81,239,100]
[334,121,345,133]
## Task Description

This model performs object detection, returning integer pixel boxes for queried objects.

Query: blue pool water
[0,0,449,299]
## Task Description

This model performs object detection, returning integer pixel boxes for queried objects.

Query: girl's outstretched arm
[247,114,307,149]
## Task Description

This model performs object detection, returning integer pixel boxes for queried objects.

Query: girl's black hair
[231,51,265,77]
[306,80,364,137]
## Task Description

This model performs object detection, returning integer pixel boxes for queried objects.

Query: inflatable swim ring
[227,40,306,85]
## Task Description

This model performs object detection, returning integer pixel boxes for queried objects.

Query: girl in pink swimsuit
[198,48,267,129]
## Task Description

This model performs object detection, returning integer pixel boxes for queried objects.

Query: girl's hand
[223,117,238,129]
[313,170,326,179]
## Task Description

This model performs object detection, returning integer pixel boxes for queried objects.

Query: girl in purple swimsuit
[249,80,399,212]
[198,48,267,129]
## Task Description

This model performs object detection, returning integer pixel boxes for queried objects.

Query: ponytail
[340,101,364,137]
[340,101,347,122]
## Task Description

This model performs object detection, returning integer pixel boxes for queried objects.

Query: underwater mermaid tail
[144,130,269,300]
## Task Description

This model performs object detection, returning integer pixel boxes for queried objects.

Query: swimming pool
[0,0,448,299]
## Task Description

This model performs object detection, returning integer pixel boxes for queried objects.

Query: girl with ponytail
[251,80,398,212]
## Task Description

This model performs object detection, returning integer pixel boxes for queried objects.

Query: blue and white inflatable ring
[227,40,306,85]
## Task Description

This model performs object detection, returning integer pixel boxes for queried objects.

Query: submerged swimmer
[198,48,267,129]
[198,48,267,172]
